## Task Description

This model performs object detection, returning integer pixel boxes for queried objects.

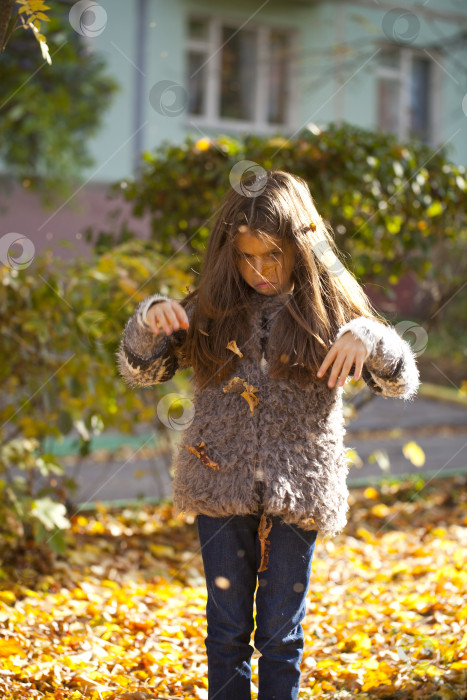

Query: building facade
[2,0,467,261]
[85,0,467,180]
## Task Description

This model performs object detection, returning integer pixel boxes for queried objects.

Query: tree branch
[0,0,17,52]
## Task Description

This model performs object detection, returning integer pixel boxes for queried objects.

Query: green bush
[86,123,467,319]
[0,241,193,554]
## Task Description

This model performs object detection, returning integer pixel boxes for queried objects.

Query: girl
[116,169,420,700]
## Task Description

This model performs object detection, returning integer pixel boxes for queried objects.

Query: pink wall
[0,178,150,262]
[364,274,419,318]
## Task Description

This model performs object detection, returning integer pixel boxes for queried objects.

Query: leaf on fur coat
[184,441,220,471]
[241,388,259,415]
[257,511,273,572]
[262,262,279,277]
[222,376,259,415]
[226,339,243,357]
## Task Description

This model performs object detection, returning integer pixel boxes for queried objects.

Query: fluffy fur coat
[116,289,420,539]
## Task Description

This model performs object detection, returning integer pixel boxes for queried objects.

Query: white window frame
[376,44,442,148]
[186,15,299,134]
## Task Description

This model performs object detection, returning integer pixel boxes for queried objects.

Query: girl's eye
[240,251,281,260]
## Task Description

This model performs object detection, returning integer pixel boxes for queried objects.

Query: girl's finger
[337,356,354,386]
[173,303,189,328]
[153,316,167,335]
[317,346,337,377]
[154,308,172,335]
[327,352,345,387]
[353,355,364,381]
[163,306,181,334]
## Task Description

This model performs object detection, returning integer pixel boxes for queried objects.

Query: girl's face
[235,228,295,296]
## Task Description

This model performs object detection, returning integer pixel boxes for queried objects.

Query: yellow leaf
[364,487,379,500]
[89,520,106,534]
[0,639,26,657]
[371,503,390,518]
[195,138,210,151]
[426,664,443,677]
[356,527,378,544]
[226,339,243,357]
[0,591,16,605]
[348,631,372,652]
[402,441,425,467]
[222,376,259,415]
[391,562,409,576]
[149,544,176,558]
[241,387,258,415]
[431,527,447,537]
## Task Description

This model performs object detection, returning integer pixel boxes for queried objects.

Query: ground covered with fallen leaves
[0,474,466,699]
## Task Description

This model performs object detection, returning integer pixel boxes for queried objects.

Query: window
[376,47,440,146]
[186,16,297,130]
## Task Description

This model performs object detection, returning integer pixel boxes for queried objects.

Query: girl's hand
[146,300,189,336]
[316,332,369,387]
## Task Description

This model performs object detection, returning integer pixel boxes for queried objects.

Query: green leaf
[30,497,70,531]
[426,201,443,217]
[57,410,74,435]
[36,454,64,476]
[77,310,107,338]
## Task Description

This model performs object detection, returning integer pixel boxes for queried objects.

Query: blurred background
[2,1,466,263]
[0,0,466,536]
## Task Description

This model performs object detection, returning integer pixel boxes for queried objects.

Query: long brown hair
[177,169,387,389]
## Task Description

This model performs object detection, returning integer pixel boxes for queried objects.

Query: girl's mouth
[255,281,275,288]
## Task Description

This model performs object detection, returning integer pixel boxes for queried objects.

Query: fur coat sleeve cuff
[334,316,421,401]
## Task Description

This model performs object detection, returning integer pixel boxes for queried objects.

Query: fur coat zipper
[116,289,420,541]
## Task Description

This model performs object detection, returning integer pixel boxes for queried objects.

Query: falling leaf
[368,448,390,472]
[402,441,426,467]
[214,576,230,590]
[226,339,243,357]
[257,511,273,572]
[184,441,220,470]
[223,376,259,415]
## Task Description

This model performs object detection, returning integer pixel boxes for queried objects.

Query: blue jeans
[196,484,318,700]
